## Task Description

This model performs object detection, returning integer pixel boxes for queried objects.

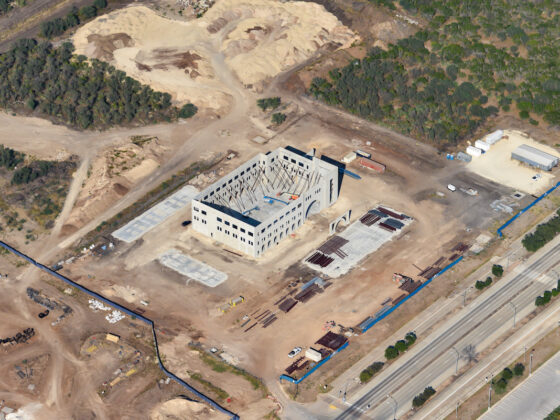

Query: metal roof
[511,144,559,167]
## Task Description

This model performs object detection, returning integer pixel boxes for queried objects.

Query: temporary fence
[278,256,463,384]
[0,240,239,420]
[279,341,349,384]
[497,181,560,238]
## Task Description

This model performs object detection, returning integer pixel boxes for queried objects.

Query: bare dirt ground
[2,0,560,418]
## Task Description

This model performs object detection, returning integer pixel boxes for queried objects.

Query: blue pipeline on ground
[0,240,239,420]
[497,181,560,237]
[278,256,463,384]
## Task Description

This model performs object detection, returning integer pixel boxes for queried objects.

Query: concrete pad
[112,185,198,243]
[158,249,227,287]
[304,206,413,278]
[467,130,558,195]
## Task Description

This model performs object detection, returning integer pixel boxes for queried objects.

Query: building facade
[191,147,340,257]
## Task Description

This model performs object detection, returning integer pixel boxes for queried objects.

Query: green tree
[492,265,504,277]
[502,367,513,380]
[395,340,408,352]
[513,363,525,376]
[535,295,545,306]
[271,112,287,125]
[385,345,399,359]
[179,103,198,118]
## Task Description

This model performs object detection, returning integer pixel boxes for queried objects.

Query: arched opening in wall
[268,240,271,248]
[261,245,265,252]
[291,224,295,231]
[298,220,302,227]
[334,216,349,233]
[285,228,289,235]
[306,200,320,218]
[279,232,283,240]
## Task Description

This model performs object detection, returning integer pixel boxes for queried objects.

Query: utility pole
[509,302,517,328]
[387,394,397,420]
[530,349,535,375]
[463,289,468,306]
[451,347,460,375]
[524,345,526,363]
[456,401,459,419]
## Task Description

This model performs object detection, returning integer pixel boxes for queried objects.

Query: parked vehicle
[181,220,192,227]
[288,347,302,358]
[447,184,456,192]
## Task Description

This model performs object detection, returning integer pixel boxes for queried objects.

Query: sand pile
[72,2,356,108]
[205,0,358,87]
[150,398,227,420]
[62,139,166,232]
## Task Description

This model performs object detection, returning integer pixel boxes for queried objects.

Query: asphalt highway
[336,241,560,419]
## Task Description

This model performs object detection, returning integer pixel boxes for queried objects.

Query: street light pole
[488,374,494,410]
[387,394,397,420]
[456,401,459,419]
[451,347,460,375]
[509,302,517,328]
[530,350,534,376]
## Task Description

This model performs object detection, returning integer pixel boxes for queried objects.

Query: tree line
[40,0,107,39]
[0,0,15,15]
[522,210,560,252]
[309,0,560,146]
[0,145,25,169]
[0,39,197,129]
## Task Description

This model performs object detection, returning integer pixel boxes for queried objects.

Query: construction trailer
[305,348,322,362]
[474,139,490,152]
[485,129,504,145]
[511,144,559,171]
[466,146,482,157]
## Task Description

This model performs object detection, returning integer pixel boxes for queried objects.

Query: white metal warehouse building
[511,144,559,171]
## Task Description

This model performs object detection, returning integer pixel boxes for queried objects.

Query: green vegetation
[492,264,504,277]
[522,210,560,252]
[271,112,287,125]
[0,39,196,130]
[189,372,229,401]
[195,347,268,396]
[40,0,108,39]
[412,386,436,408]
[257,97,281,111]
[385,332,417,360]
[545,405,560,420]
[492,363,525,394]
[179,103,198,119]
[0,0,18,15]
[535,281,560,307]
[0,145,76,229]
[309,0,560,146]
[0,145,24,169]
[475,276,493,290]
[359,361,384,383]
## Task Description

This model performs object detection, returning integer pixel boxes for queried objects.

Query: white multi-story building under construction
[191,147,340,257]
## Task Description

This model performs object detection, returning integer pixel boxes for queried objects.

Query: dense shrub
[412,386,436,407]
[0,40,196,129]
[523,210,560,252]
[40,0,108,39]
[271,112,287,125]
[257,97,281,111]
[475,276,493,290]
[0,145,25,169]
[492,265,504,277]
[359,361,384,383]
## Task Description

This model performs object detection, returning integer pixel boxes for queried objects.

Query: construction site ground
[1,0,560,418]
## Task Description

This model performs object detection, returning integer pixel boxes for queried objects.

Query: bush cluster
[0,39,196,129]
[0,145,25,170]
[492,264,504,277]
[309,0,560,146]
[475,276,493,290]
[535,281,560,307]
[412,386,436,408]
[257,97,281,111]
[359,361,384,383]
[493,363,525,394]
[40,0,107,39]
[0,0,15,15]
[272,112,287,125]
[385,332,417,360]
[522,210,560,252]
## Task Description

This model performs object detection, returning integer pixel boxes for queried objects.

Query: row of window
[216,226,254,245]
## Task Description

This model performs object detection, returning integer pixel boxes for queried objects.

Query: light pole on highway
[387,394,397,420]
[530,349,535,376]
[450,347,460,375]
[488,373,494,410]
[524,345,526,363]
[509,302,517,328]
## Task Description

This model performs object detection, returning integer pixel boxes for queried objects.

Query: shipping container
[342,151,357,163]
[474,139,490,152]
[466,146,482,157]
[359,157,385,173]
[485,129,504,145]
[305,347,322,362]
[355,149,371,159]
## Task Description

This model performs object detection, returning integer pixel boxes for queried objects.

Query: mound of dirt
[150,398,228,420]
[64,139,166,231]
[72,3,356,107]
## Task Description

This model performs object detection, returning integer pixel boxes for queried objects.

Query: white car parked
[288,347,302,358]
